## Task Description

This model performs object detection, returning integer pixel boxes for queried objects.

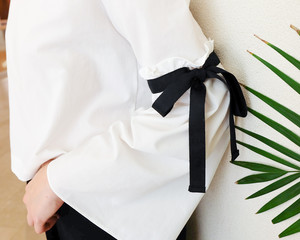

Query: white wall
[187,0,300,239]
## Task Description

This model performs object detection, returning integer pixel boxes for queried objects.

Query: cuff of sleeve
[138,39,214,80]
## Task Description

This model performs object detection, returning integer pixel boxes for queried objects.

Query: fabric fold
[139,39,214,80]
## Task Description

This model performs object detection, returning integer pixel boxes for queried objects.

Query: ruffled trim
[139,39,214,80]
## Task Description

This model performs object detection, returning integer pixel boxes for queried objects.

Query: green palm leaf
[247,173,300,199]
[231,161,287,172]
[272,198,300,224]
[237,141,300,170]
[254,34,300,70]
[235,126,300,162]
[248,108,300,146]
[247,51,300,94]
[279,218,300,238]
[257,181,300,213]
[240,84,300,127]
[236,172,287,184]
[235,26,300,238]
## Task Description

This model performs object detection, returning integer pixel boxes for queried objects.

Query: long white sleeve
[101,0,214,76]
[6,0,231,239]
[47,1,230,239]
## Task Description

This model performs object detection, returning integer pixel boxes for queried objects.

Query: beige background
[0,21,45,240]
[0,31,5,50]
[0,63,45,239]
[187,0,300,240]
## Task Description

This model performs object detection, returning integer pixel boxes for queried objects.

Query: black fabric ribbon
[147,51,248,193]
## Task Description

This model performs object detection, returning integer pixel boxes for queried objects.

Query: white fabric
[139,39,214,79]
[6,0,230,239]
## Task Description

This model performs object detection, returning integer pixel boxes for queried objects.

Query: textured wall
[187,1,300,240]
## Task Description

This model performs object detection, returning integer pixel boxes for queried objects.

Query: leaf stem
[290,24,300,36]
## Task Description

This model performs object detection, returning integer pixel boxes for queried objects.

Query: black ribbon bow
[147,51,248,193]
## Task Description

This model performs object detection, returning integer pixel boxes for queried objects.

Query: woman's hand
[23,159,64,234]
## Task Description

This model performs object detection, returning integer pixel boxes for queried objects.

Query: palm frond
[254,34,300,70]
[247,51,300,94]
[272,198,300,224]
[235,26,300,238]
[240,84,300,127]
[236,141,300,170]
[231,161,288,172]
[248,108,300,146]
[246,173,300,199]
[279,218,300,238]
[235,126,300,162]
[257,181,300,213]
[236,172,287,184]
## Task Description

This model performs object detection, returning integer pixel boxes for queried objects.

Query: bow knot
[147,52,247,193]
[190,72,206,90]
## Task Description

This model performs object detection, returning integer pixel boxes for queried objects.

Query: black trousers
[46,203,187,240]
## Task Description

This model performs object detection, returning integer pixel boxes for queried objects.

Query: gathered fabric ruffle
[139,39,214,80]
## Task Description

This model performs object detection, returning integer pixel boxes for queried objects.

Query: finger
[34,218,46,234]
[25,182,31,191]
[22,193,27,204]
[42,215,59,232]
[27,213,34,227]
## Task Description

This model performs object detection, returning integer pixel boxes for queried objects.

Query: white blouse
[6,0,231,239]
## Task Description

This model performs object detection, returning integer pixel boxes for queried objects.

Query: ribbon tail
[188,83,206,193]
[229,107,239,161]
[152,75,192,117]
